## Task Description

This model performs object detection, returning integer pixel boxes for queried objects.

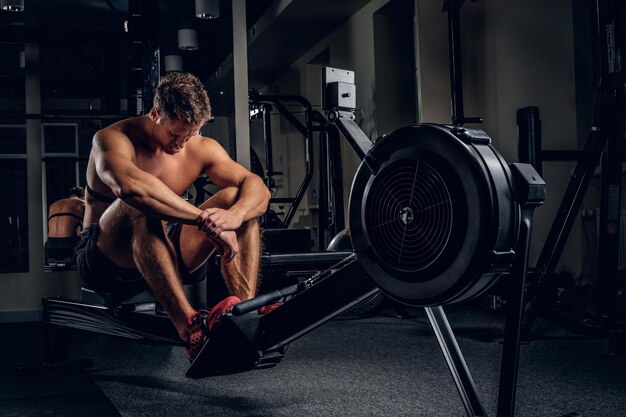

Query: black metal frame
[249,91,320,229]
[249,92,314,228]
[318,114,346,250]
[249,90,346,249]
[521,0,626,339]
[442,0,483,126]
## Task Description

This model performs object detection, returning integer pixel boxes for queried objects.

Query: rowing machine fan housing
[348,124,519,307]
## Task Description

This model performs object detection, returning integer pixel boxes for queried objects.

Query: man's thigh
[96,199,150,269]
[75,223,146,293]
[177,188,239,271]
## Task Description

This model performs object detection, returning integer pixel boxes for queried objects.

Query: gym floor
[1,303,625,417]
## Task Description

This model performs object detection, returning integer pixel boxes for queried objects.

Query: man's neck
[127,115,160,152]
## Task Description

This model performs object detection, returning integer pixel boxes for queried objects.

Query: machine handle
[231,284,299,316]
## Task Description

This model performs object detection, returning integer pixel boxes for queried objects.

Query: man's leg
[96,200,194,339]
[178,187,262,302]
[221,217,261,300]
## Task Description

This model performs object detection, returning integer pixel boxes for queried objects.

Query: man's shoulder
[188,135,221,152]
[184,135,228,167]
[93,123,140,155]
[96,117,143,140]
[195,134,217,144]
[94,126,125,145]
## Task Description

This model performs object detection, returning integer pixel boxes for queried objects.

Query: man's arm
[93,129,202,224]
[198,138,270,235]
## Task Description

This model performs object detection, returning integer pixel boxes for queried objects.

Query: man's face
[151,108,202,154]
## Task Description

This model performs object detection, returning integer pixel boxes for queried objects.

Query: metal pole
[426,306,487,417]
[516,107,542,176]
[447,2,465,126]
[233,0,251,169]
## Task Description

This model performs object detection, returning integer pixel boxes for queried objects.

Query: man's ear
[149,107,159,122]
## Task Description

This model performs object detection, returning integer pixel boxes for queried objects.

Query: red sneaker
[186,295,241,360]
[206,295,241,331]
[186,309,209,360]
[259,302,283,315]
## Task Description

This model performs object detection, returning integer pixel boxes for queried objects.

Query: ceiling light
[178,29,199,51]
[1,0,24,12]
[195,0,219,19]
[164,55,183,73]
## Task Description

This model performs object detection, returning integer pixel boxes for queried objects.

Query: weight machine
[248,88,346,251]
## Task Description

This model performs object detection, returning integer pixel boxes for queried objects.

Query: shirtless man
[45,186,85,263]
[74,73,270,360]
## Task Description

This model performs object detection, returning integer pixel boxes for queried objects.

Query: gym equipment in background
[248,89,344,251]
[519,0,626,351]
[248,91,318,230]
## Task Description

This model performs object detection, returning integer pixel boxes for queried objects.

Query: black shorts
[74,223,209,294]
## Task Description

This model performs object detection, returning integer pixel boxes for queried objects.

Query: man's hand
[210,231,238,263]
[196,207,244,237]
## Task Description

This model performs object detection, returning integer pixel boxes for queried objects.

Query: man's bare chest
[135,152,201,194]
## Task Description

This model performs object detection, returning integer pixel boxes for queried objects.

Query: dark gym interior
[1,1,626,416]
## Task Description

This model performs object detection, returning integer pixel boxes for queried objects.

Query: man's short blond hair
[154,72,211,124]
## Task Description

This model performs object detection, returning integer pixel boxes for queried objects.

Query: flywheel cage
[364,159,453,273]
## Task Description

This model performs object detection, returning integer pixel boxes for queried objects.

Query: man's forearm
[127,192,202,224]
[117,171,202,224]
